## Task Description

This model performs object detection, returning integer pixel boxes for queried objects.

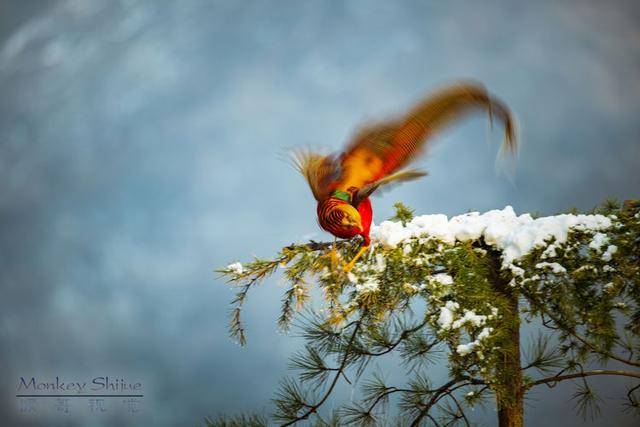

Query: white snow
[371,206,613,273]
[522,274,540,285]
[374,253,386,272]
[430,273,454,286]
[438,301,459,330]
[227,262,244,274]
[602,245,618,262]
[477,327,493,340]
[589,233,609,252]
[575,264,597,273]
[372,220,413,248]
[452,310,487,329]
[438,303,492,338]
[541,244,557,259]
[403,243,413,255]
[355,278,379,293]
[535,262,567,274]
[456,341,478,355]
[456,327,493,356]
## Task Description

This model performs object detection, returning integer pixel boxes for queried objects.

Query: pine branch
[357,374,416,420]
[523,288,640,368]
[443,390,471,427]
[623,383,640,415]
[528,370,640,389]
[228,279,256,346]
[204,413,267,427]
[220,257,287,345]
[357,318,431,357]
[284,239,355,252]
[365,386,409,413]
[272,377,315,424]
[280,321,362,426]
[521,333,565,373]
[570,382,604,421]
[400,330,444,373]
[409,379,461,427]
[409,378,485,427]
[288,345,335,387]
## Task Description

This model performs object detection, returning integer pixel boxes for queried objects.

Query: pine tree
[212,200,640,427]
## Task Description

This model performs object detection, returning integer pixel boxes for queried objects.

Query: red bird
[293,82,517,271]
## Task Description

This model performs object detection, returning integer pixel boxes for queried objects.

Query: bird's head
[338,204,363,235]
[318,199,363,239]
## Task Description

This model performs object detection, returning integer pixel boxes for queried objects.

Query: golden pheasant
[292,82,517,271]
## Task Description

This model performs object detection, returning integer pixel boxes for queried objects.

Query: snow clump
[227,262,244,275]
[371,206,613,274]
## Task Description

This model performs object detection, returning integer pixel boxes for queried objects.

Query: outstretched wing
[339,82,517,194]
[289,149,341,202]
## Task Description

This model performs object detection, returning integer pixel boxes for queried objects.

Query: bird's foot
[343,245,369,273]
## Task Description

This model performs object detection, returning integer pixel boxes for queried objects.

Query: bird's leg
[343,244,369,273]
[319,238,340,271]
[330,237,339,270]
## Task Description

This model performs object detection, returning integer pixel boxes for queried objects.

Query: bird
[292,82,517,272]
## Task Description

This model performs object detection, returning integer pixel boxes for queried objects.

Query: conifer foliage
[212,200,640,426]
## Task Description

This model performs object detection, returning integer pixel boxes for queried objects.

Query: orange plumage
[293,82,517,267]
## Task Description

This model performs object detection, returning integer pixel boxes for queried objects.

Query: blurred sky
[0,0,639,426]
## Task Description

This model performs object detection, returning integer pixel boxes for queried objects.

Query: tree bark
[487,247,525,427]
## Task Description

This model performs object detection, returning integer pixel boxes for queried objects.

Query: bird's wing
[338,82,517,193]
[289,148,341,202]
[352,169,427,207]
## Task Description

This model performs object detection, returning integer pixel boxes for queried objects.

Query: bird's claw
[343,260,356,273]
[318,243,341,271]
[343,245,370,273]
